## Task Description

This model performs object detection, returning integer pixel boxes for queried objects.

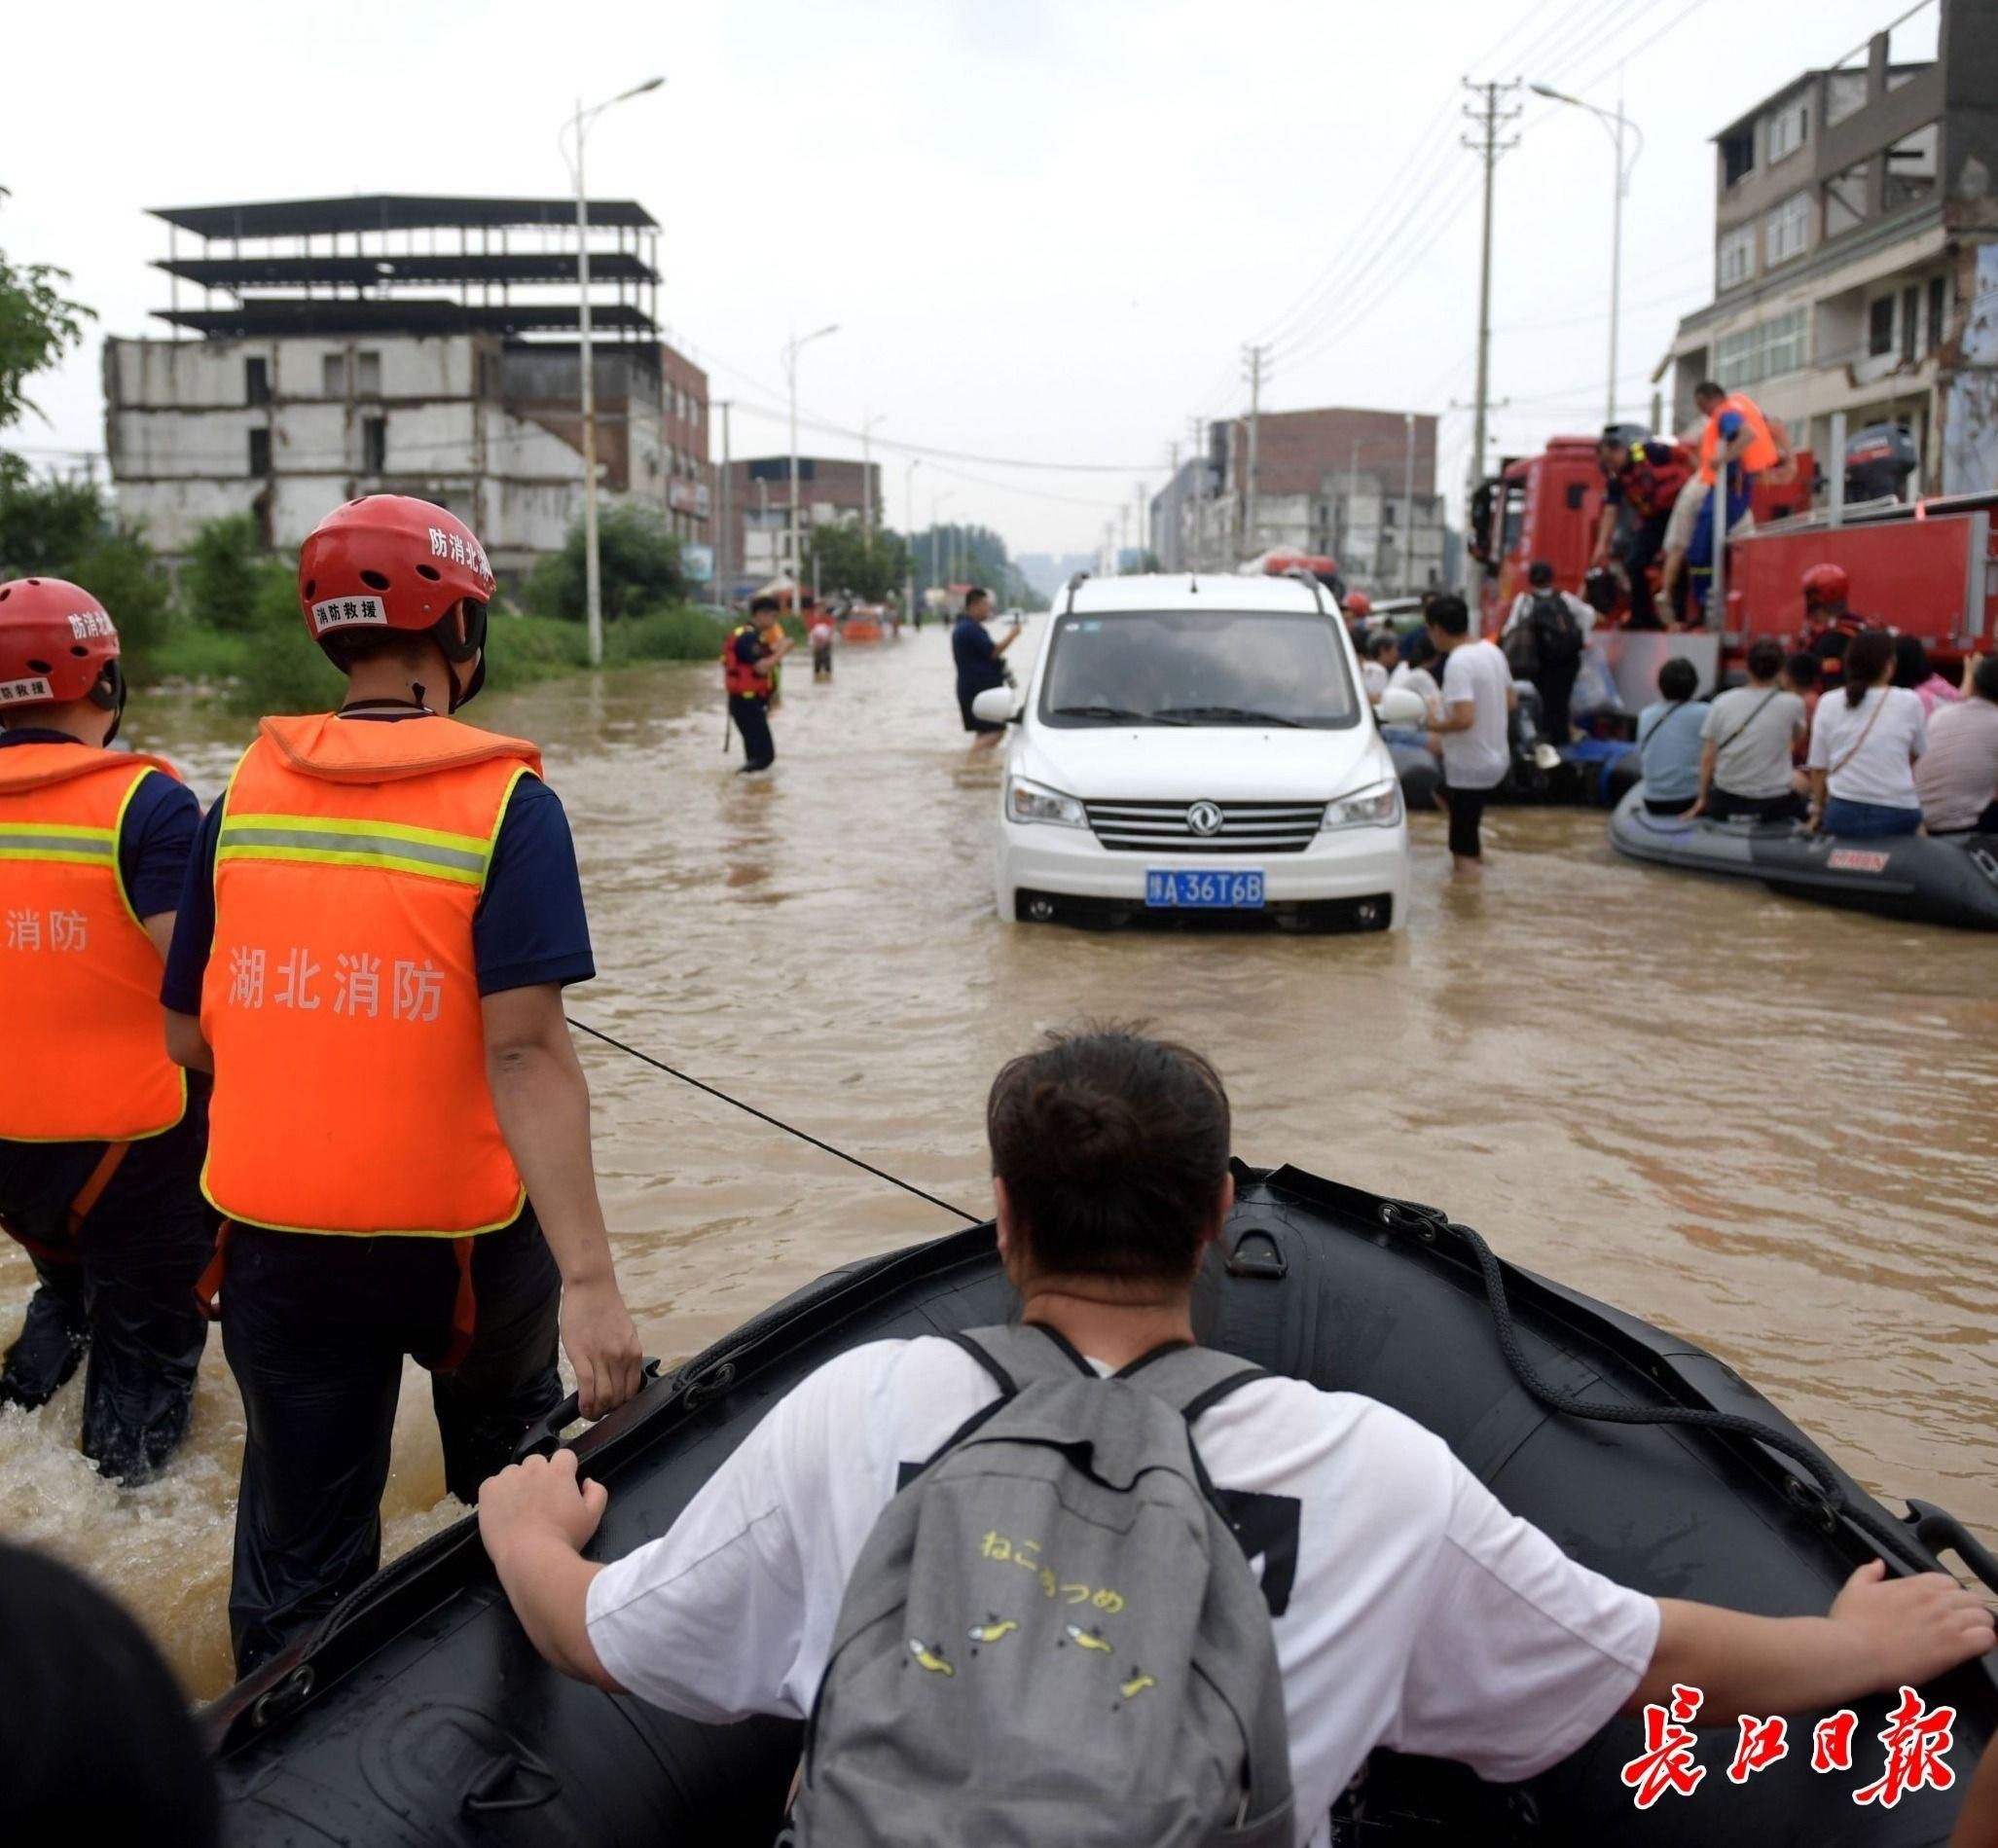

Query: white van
[974,572,1414,930]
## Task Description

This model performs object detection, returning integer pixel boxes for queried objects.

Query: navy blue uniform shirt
[159,712,594,1014]
[952,617,1004,700]
[0,728,200,918]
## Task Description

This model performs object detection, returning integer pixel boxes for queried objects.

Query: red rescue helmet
[0,576,126,733]
[1343,592,1373,619]
[298,495,496,709]
[1801,563,1849,611]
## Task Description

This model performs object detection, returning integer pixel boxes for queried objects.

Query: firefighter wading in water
[161,495,644,1674]
[0,577,212,1481]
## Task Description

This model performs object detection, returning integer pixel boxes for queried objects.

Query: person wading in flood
[0,576,213,1481]
[724,596,792,775]
[479,1026,1995,1847]
[161,495,644,1675]
[954,587,1021,752]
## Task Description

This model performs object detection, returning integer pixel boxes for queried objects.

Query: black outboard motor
[1844,422,1918,503]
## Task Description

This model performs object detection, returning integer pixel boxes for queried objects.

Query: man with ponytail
[483,1029,1994,1844]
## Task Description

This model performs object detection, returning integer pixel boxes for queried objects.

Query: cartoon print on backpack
[905,1638,955,1676]
[967,1616,1019,1646]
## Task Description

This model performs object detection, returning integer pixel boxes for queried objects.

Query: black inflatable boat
[1611,784,1998,929]
[1392,739,1638,814]
[206,1164,1998,1845]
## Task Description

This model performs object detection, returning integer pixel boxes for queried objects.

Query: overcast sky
[4,0,1938,556]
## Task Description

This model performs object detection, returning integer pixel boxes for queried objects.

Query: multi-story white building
[1661,3,1998,496]
[103,196,711,577]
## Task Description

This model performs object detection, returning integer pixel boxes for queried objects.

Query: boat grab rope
[1378,1199,1934,1576]
[566,1016,984,1227]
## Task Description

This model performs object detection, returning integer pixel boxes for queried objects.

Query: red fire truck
[1469,436,1997,672]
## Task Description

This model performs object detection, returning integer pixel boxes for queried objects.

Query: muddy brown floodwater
[2,624,1994,1700]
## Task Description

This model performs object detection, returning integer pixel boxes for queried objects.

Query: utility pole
[1347,438,1362,572]
[715,399,732,605]
[1463,78,1520,607]
[860,411,887,532]
[1133,481,1146,569]
[1188,417,1206,569]
[1401,412,1417,596]
[1165,441,1180,570]
[1241,344,1269,562]
[904,456,920,623]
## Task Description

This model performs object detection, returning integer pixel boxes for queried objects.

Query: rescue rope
[566,1016,984,1227]
[1383,1199,1934,1576]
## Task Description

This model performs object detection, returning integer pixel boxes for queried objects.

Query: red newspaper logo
[1727,1716,1789,1784]
[1622,1684,1706,1809]
[1827,848,1889,873]
[1813,1710,1859,1774]
[1852,1686,1956,1809]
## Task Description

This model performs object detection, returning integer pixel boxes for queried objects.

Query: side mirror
[1375,687,1428,727]
[971,688,1019,725]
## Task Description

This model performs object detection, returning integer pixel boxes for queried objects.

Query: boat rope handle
[566,1016,984,1228]
[1379,1198,1936,1576]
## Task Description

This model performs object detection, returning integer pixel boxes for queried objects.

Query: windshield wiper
[1153,705,1308,728]
[1048,704,1188,724]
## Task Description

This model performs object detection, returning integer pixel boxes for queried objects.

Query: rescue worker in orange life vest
[724,595,792,774]
[0,577,213,1481]
[160,496,644,1674]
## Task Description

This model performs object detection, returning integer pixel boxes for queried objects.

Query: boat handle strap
[512,1357,662,1464]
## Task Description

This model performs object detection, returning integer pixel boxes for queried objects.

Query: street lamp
[904,457,920,621]
[860,412,888,531]
[930,489,956,598]
[562,76,665,668]
[1531,82,1643,428]
[782,324,839,615]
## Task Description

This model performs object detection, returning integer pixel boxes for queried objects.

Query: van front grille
[1082,799,1325,855]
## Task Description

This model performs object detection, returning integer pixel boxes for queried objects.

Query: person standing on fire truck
[1592,429,1692,631]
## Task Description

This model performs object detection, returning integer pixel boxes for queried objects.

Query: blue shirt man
[1637,657,1710,814]
[951,588,1020,752]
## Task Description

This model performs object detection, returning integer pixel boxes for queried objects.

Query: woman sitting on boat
[479,1027,1994,1845]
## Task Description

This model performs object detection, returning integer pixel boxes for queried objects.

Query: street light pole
[783,323,839,618]
[931,489,955,599]
[860,412,887,532]
[904,457,920,621]
[563,76,664,668]
[1531,81,1643,427]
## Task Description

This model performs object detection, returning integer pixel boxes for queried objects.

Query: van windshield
[1038,610,1361,730]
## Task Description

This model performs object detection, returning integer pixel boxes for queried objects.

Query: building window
[246,357,271,406]
[1716,308,1807,388]
[1767,97,1808,163]
[1823,163,1869,238]
[1721,128,1755,187]
[1826,69,1868,128]
[1884,123,1939,212]
[1717,225,1756,289]
[323,353,346,396]
[1901,285,1921,363]
[356,352,382,397]
[1928,274,1947,352]
[362,416,387,474]
[1764,192,1809,267]
[1869,296,1895,357]
[248,427,271,477]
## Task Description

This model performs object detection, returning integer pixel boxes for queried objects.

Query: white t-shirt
[1387,661,1444,723]
[1361,659,1389,701]
[585,1337,1657,1847]
[810,622,835,649]
[1806,685,1928,808]
[1436,639,1514,790]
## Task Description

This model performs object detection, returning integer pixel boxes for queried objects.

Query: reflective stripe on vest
[0,745,188,1142]
[200,715,538,1238]
[1698,394,1779,481]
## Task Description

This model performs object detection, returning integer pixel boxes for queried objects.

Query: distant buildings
[1151,406,1445,594]
[717,455,883,599]
[1015,552,1098,599]
[103,195,711,576]
[1662,1,1998,495]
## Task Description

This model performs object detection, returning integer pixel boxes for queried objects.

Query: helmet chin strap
[91,662,127,746]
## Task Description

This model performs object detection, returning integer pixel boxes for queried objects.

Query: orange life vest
[200,712,541,1238]
[722,625,776,701]
[0,743,187,1143]
[1697,393,1780,482]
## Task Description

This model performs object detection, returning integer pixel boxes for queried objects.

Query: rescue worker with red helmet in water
[0,576,211,1480]
[1800,563,1871,681]
[160,495,644,1674]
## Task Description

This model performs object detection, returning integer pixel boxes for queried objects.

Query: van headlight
[1006,776,1088,828]
[1322,779,1402,830]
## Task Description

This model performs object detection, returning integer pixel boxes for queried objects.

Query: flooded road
[3,623,1994,1699]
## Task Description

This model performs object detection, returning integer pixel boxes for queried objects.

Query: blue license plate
[1145,870,1266,909]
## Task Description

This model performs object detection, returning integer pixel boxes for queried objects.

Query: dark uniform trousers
[0,1081,214,1482]
[220,1209,562,1674]
[730,694,775,770]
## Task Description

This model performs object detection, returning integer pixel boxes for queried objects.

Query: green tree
[180,512,293,633]
[0,188,92,448]
[0,469,168,658]
[1121,549,1163,575]
[528,505,688,623]
[804,521,912,602]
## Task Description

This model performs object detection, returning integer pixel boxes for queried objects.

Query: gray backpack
[784,1323,1294,1847]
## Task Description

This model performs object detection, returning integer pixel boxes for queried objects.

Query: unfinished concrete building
[103,195,710,575]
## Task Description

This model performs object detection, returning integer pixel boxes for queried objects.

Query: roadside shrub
[527,507,688,624]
